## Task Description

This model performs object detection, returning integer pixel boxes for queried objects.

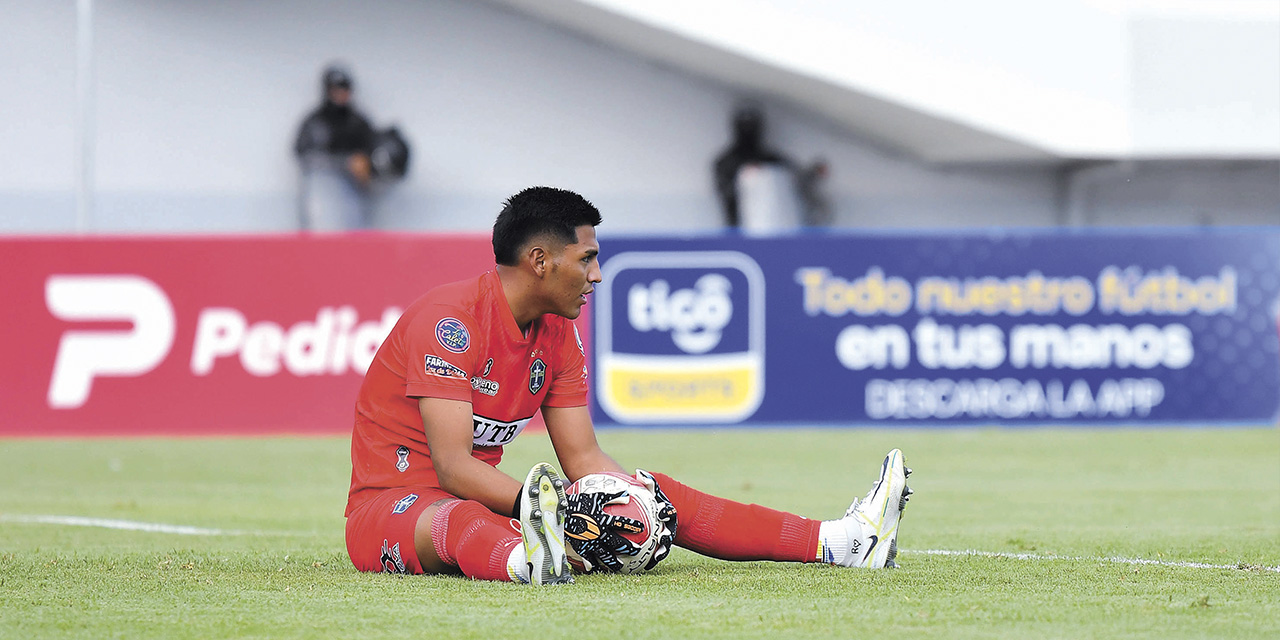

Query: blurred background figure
[713,104,812,234]
[295,64,406,231]
[797,157,833,228]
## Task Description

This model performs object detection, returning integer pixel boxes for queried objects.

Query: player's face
[546,225,601,319]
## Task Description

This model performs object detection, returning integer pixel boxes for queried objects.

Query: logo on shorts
[380,539,407,574]
[528,358,546,394]
[435,317,470,353]
[391,493,419,515]
[395,445,410,472]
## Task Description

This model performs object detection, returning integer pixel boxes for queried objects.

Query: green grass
[1,428,1278,639]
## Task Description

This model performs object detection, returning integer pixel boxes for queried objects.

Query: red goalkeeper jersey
[346,270,589,515]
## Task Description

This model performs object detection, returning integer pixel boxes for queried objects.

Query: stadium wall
[4,228,1279,437]
[2,0,1276,236]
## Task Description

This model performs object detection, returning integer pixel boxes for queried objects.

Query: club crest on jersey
[528,358,546,394]
[395,445,410,472]
[435,317,470,353]
[391,493,418,514]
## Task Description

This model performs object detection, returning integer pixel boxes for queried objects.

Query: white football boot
[519,462,573,585]
[821,448,912,568]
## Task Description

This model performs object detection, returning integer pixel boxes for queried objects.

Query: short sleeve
[403,304,477,402]
[543,320,589,408]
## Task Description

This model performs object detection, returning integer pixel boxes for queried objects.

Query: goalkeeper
[344,187,912,584]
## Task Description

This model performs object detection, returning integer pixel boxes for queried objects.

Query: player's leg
[345,486,456,575]
[412,499,463,575]
[646,471,820,562]
[413,496,527,581]
[416,462,571,584]
[818,448,913,568]
[346,486,530,581]
[649,448,912,568]
[344,463,572,584]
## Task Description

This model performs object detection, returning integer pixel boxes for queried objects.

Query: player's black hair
[492,187,602,266]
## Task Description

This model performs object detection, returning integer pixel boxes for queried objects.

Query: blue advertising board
[591,229,1280,426]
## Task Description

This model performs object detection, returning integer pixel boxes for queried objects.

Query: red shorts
[345,486,454,574]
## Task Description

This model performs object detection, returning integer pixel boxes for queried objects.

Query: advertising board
[592,230,1280,425]
[0,234,494,436]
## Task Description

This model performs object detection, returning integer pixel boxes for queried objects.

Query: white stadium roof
[492,0,1280,164]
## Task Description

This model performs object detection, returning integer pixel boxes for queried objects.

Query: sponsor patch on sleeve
[424,354,467,380]
[435,317,470,353]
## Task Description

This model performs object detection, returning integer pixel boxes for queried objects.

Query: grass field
[1,427,1277,639]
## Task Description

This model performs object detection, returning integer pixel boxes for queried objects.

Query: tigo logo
[596,252,765,423]
[628,273,733,354]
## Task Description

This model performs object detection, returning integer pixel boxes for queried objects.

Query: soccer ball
[565,472,666,574]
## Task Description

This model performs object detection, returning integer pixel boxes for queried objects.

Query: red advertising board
[0,233,561,436]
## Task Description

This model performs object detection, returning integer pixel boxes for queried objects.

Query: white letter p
[46,275,176,409]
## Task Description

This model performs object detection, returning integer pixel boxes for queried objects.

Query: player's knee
[422,499,516,570]
[441,499,517,533]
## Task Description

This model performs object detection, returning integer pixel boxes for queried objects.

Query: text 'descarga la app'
[596,251,765,423]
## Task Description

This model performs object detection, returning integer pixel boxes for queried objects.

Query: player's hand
[635,469,678,570]
[565,490,645,572]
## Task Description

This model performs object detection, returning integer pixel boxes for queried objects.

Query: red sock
[649,471,820,562]
[431,500,521,581]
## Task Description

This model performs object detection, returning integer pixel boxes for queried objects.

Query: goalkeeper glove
[565,489,645,572]
[634,468,678,570]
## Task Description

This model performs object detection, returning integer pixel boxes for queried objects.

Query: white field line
[906,548,1280,573]
[0,514,240,535]
[0,514,331,538]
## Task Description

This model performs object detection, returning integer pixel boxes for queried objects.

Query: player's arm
[543,404,625,482]
[545,404,680,572]
[419,397,523,515]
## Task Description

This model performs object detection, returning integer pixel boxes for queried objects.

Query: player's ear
[527,245,548,279]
